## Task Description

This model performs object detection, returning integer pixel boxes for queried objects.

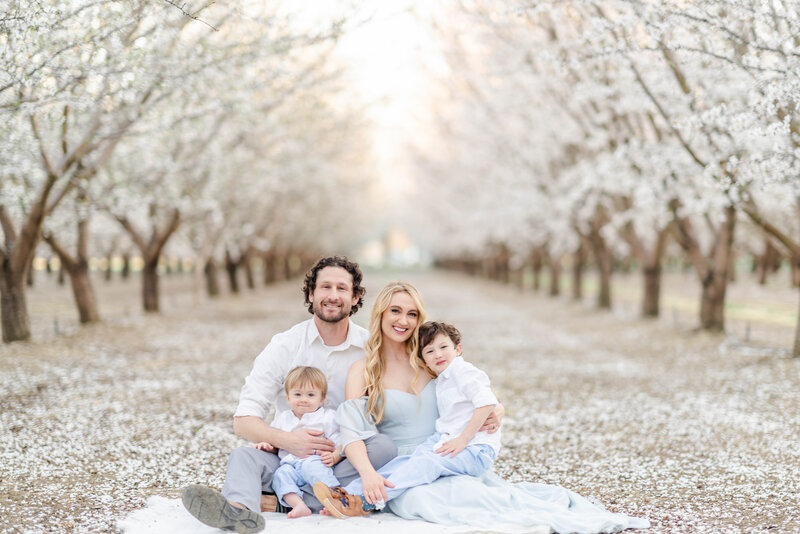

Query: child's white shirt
[271,406,340,464]
[434,355,501,456]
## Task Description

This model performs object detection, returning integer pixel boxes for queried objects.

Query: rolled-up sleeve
[457,365,498,409]
[234,335,293,419]
[335,397,377,454]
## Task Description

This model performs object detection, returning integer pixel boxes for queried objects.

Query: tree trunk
[699,274,727,331]
[243,255,255,290]
[642,265,662,318]
[26,257,34,287]
[44,219,100,325]
[794,282,800,357]
[572,245,586,300]
[547,254,561,297]
[114,208,180,314]
[531,250,543,291]
[0,177,63,342]
[589,232,613,310]
[69,262,99,323]
[142,261,159,312]
[204,258,220,298]
[225,249,240,294]
[283,254,293,280]
[104,256,113,282]
[495,245,510,284]
[263,252,277,285]
[121,253,130,279]
[0,271,30,342]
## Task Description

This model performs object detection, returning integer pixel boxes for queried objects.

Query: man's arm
[234,416,334,456]
[232,329,333,456]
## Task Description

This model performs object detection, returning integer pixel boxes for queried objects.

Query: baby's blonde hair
[284,366,327,397]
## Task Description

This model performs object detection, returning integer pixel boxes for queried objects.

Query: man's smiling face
[309,266,358,323]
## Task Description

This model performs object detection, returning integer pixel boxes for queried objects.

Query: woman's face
[380,291,420,345]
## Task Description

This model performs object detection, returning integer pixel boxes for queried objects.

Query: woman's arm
[479,401,505,433]
[340,359,395,503]
[344,440,395,504]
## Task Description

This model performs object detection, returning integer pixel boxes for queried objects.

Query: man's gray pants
[222,434,397,513]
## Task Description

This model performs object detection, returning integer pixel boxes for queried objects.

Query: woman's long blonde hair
[362,281,427,423]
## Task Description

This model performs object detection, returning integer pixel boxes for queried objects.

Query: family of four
[181,256,649,533]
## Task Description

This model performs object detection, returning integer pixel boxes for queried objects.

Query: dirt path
[1,269,798,533]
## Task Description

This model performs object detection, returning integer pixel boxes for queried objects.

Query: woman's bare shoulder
[348,357,367,376]
[345,357,367,399]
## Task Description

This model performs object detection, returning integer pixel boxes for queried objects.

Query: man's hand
[360,469,395,505]
[253,441,274,451]
[436,436,469,457]
[320,446,342,467]
[284,428,335,458]
[479,403,504,434]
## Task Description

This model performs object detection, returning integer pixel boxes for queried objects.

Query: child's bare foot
[287,503,312,518]
[283,492,312,518]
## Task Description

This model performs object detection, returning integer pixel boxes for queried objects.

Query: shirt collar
[438,355,464,379]
[306,317,365,349]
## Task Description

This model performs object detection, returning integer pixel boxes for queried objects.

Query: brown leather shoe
[313,482,371,519]
[311,483,347,503]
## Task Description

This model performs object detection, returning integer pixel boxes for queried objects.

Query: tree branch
[151,208,181,259]
[668,199,710,281]
[115,215,148,253]
[30,114,58,179]
[42,231,77,272]
[741,201,800,258]
[160,0,219,32]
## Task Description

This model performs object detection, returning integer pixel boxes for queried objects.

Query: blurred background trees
[1,0,799,355]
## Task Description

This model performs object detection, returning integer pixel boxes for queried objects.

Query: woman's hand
[360,469,395,505]
[436,436,468,457]
[479,402,504,434]
[252,441,274,451]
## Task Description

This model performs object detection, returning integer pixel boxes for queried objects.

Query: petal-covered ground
[1,269,798,533]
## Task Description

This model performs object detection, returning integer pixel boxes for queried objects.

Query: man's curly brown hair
[302,256,365,316]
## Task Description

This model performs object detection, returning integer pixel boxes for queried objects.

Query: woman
[336,281,649,533]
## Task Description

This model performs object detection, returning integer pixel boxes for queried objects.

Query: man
[182,256,397,533]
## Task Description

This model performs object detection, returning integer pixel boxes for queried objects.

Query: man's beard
[314,300,349,323]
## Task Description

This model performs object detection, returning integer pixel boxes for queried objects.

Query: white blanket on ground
[117,496,550,534]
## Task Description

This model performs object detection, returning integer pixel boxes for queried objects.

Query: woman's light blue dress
[337,381,650,534]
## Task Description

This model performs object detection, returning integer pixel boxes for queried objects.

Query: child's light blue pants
[343,432,495,503]
[272,456,340,506]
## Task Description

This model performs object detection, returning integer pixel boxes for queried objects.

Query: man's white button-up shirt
[234,318,368,420]
[434,355,501,455]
